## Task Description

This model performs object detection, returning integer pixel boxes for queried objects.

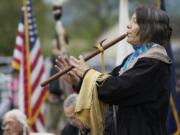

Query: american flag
[12,0,48,132]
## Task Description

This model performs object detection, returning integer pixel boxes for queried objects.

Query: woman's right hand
[55,56,80,85]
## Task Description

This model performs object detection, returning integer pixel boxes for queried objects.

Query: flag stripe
[16,36,24,45]
[30,39,40,64]
[31,56,43,85]
[31,49,41,71]
[31,74,46,107]
[18,32,24,39]
[15,45,22,52]
[38,113,45,126]
[18,23,24,33]
[32,66,44,92]
[32,87,47,115]
[35,118,44,132]
[31,123,37,132]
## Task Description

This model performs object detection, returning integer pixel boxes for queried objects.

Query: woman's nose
[127,20,132,29]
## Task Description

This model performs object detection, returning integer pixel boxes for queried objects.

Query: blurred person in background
[45,39,73,135]
[8,69,19,109]
[2,109,55,135]
[0,73,11,135]
[2,109,29,135]
[61,93,90,135]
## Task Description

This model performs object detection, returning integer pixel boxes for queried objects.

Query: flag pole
[23,0,32,125]
[156,0,161,9]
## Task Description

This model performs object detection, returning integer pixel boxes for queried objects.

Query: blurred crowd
[0,4,91,134]
[0,36,92,135]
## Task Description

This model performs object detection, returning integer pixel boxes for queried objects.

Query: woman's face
[127,13,141,45]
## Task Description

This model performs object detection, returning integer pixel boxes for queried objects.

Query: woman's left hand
[70,55,90,77]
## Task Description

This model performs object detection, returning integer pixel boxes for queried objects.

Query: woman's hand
[55,56,80,85]
[69,55,90,77]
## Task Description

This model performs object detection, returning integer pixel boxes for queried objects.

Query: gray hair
[4,109,29,135]
[63,93,78,108]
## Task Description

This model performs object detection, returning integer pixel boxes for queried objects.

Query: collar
[121,43,155,72]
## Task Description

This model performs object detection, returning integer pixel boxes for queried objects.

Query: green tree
[0,0,52,56]
[0,0,21,55]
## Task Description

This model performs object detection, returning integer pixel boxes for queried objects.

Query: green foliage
[63,0,118,56]
[0,0,21,55]
[32,0,54,56]
[0,0,53,56]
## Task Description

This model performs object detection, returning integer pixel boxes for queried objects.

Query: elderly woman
[56,6,172,135]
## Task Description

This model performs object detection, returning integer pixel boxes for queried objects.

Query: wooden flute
[41,33,127,87]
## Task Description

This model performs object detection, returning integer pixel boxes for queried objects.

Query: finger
[75,71,81,78]
[56,56,69,68]
[54,65,61,71]
[64,56,71,66]
[65,56,73,68]
[67,72,71,76]
[69,71,79,80]
[72,68,81,77]
[56,56,64,66]
[78,55,85,62]
[66,71,77,82]
[70,57,81,68]
[67,71,75,79]
[68,71,75,76]
[55,59,63,69]
[70,56,80,64]
[57,56,67,66]
[57,55,63,61]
